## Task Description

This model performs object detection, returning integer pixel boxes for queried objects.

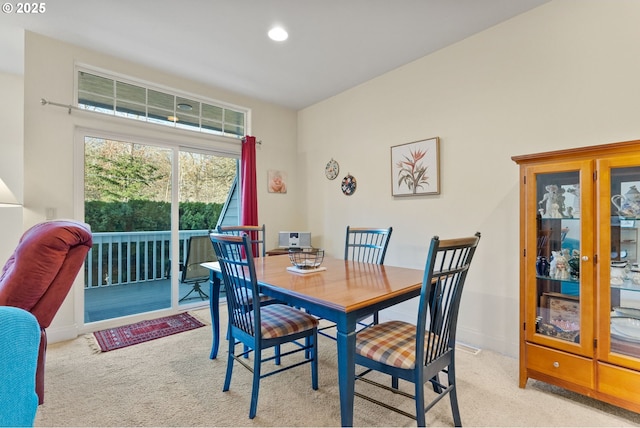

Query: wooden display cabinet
[513,140,640,413]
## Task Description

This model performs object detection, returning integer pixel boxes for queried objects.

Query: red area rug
[93,312,206,352]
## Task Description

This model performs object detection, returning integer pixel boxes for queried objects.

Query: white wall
[298,0,640,357]
[23,32,299,341]
[0,71,24,264]
[19,0,640,356]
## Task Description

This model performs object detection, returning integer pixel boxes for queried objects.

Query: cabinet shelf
[611,281,640,292]
[612,336,640,354]
[536,275,579,283]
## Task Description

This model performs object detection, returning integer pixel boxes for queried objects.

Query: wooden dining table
[202,255,424,427]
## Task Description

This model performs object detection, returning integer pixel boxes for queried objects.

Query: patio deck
[84,278,215,323]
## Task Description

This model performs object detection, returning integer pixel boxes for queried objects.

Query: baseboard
[46,323,79,344]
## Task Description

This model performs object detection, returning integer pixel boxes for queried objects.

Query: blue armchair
[0,306,41,427]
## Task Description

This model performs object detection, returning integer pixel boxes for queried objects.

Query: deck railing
[85,230,211,288]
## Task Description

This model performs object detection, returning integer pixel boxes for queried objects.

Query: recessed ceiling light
[177,103,193,111]
[268,26,288,42]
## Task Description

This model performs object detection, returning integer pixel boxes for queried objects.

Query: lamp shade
[0,178,19,206]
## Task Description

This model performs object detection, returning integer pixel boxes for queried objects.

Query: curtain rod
[40,98,78,114]
[242,137,262,145]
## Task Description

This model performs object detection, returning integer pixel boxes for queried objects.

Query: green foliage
[84,137,236,233]
[85,147,169,202]
[86,200,223,232]
[179,202,223,231]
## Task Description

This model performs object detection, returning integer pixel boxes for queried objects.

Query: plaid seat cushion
[356,320,440,369]
[258,305,319,339]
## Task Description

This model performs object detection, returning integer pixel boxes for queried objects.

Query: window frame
[75,64,248,139]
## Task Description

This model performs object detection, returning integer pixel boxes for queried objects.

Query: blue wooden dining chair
[344,226,393,265]
[209,232,319,419]
[216,224,283,361]
[354,232,481,427]
[216,225,275,303]
[317,226,394,340]
[216,225,280,309]
[345,226,393,325]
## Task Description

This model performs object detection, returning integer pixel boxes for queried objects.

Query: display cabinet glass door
[526,160,594,355]
[535,172,582,340]
[599,159,640,367]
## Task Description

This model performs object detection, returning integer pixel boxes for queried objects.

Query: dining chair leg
[311,330,318,390]
[415,380,426,427]
[430,374,443,393]
[209,279,221,359]
[249,347,262,419]
[448,365,462,427]
[275,344,281,365]
[304,336,311,360]
[391,375,399,390]
[223,339,235,392]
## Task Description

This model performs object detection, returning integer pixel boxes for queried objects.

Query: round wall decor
[341,174,357,196]
[325,158,340,180]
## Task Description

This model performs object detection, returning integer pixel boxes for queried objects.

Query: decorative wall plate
[341,174,357,196]
[325,158,340,180]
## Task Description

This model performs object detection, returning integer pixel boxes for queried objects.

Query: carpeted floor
[34,307,640,427]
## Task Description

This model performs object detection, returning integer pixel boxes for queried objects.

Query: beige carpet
[35,308,640,427]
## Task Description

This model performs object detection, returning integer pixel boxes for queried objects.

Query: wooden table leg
[208,272,221,359]
[336,316,357,427]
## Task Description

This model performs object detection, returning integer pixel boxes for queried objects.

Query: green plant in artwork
[395,147,430,194]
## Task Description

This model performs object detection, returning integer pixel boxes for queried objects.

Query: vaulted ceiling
[0,0,549,110]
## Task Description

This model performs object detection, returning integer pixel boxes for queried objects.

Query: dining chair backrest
[217,224,266,258]
[344,226,393,265]
[417,232,481,367]
[209,233,260,337]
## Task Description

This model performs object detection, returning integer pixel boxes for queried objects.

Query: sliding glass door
[83,135,237,323]
[84,137,173,322]
[177,149,237,307]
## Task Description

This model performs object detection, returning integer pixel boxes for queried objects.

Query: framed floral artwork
[391,137,440,196]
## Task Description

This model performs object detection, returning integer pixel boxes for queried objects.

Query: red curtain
[241,136,259,256]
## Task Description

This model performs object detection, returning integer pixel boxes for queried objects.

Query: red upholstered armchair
[0,220,93,404]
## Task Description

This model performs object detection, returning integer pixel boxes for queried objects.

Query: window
[77,68,246,139]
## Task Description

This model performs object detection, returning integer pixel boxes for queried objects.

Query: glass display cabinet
[513,141,640,413]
